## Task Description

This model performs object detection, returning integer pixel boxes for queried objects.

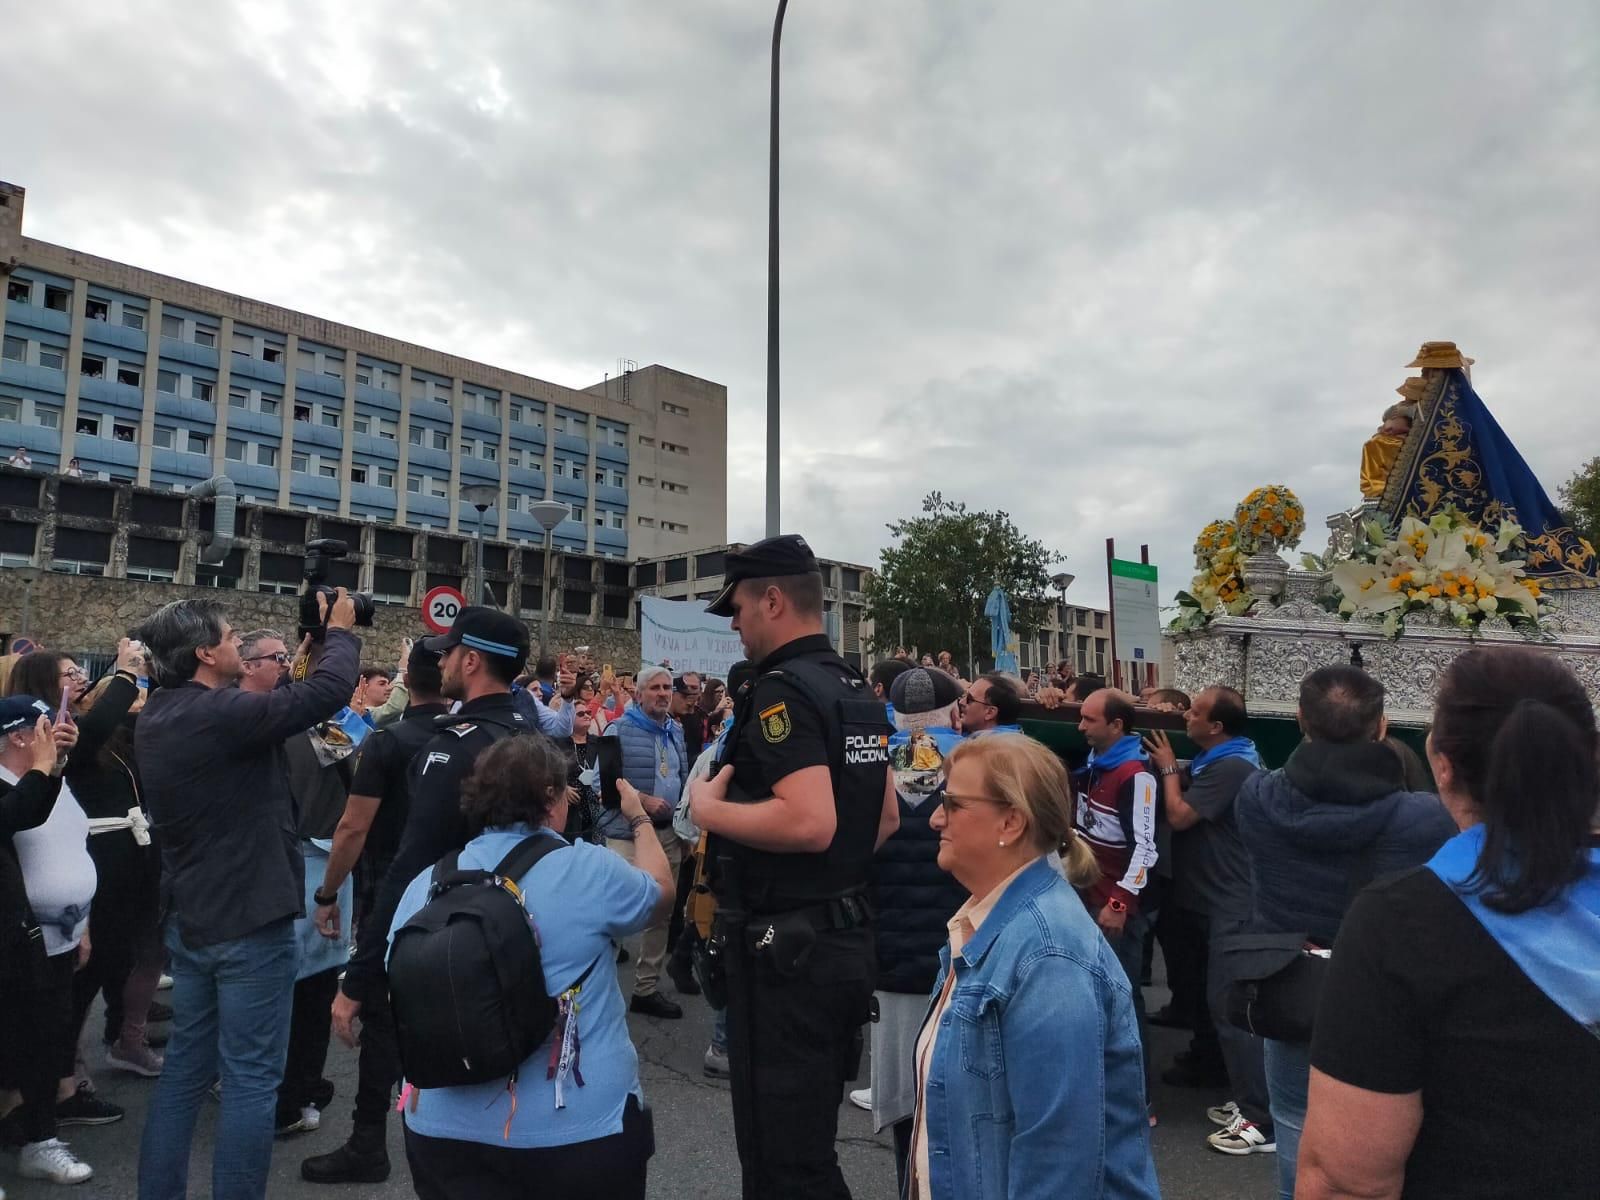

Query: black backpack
[388,834,597,1089]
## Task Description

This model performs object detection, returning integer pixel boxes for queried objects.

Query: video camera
[298,538,375,641]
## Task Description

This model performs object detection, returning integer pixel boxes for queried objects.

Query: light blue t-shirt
[388,823,661,1148]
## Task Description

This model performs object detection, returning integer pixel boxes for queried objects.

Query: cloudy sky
[9,2,1598,608]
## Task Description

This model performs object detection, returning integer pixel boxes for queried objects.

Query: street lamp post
[766,0,789,537]
[528,500,571,660]
[460,484,501,607]
[1051,571,1075,671]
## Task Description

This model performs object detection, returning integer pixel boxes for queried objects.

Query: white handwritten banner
[638,596,747,678]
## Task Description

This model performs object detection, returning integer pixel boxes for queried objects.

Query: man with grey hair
[238,629,291,693]
[133,593,360,1200]
[600,662,690,1018]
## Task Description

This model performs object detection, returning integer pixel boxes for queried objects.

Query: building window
[112,421,138,443]
[661,480,688,494]
[662,441,688,455]
[5,279,29,303]
[320,410,340,429]
[638,435,655,447]
[509,403,522,422]
[661,400,690,416]
[260,396,279,415]
[75,415,101,437]
[352,414,369,434]
[318,462,337,479]
[257,445,277,467]
[35,405,60,429]
[38,345,65,370]
[225,438,246,462]
[1094,612,1106,630]
[187,432,209,455]
[610,429,627,447]
[637,516,656,528]
[156,370,180,394]
[294,404,312,423]
[570,505,585,522]
[409,425,424,445]
[0,397,19,422]
[350,464,368,484]
[262,345,282,364]
[193,326,216,347]
[44,286,71,313]
[152,426,175,449]
[116,365,142,387]
[611,470,626,488]
[80,354,105,380]
[593,469,605,485]
[429,481,447,498]
[552,461,565,478]
[229,386,249,409]
[663,520,688,533]
[193,380,214,403]
[1,336,23,362]
[481,443,497,462]
[506,494,521,512]
[86,299,109,322]
[376,468,394,488]
[406,474,422,493]
[121,306,145,330]
[594,514,604,526]
[161,314,183,339]
[292,452,309,473]
[377,417,397,440]
[431,430,449,451]
[609,512,625,530]
[507,448,521,468]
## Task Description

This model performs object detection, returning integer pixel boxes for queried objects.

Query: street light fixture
[1051,571,1075,670]
[460,484,501,608]
[528,500,572,660]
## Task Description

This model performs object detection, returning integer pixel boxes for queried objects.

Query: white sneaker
[1206,1099,1241,1127]
[1207,1114,1277,1156]
[19,1138,94,1184]
[157,974,174,990]
[848,1088,872,1112]
[106,1040,164,1077]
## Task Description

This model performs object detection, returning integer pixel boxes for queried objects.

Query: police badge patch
[759,701,791,743]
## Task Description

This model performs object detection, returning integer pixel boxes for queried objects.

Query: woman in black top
[1300,647,1600,1199]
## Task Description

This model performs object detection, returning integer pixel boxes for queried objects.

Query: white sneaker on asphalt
[848,1088,872,1112]
[19,1138,94,1184]
[1207,1114,1277,1155]
[1206,1099,1241,1127]
[106,1041,164,1077]
[703,1045,730,1079]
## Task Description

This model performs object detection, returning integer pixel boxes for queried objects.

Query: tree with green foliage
[863,493,1059,664]
[1558,456,1600,544]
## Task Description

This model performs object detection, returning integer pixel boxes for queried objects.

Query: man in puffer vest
[600,665,690,1019]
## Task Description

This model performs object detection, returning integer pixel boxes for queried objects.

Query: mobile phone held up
[598,737,624,809]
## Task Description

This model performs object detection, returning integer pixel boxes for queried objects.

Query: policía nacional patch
[760,701,792,743]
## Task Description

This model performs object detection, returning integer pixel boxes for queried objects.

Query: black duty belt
[750,892,874,932]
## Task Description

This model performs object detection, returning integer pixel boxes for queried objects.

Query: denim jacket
[915,856,1161,1200]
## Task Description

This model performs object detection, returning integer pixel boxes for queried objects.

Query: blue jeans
[138,917,298,1200]
[711,1005,728,1053]
[1264,1038,1311,1199]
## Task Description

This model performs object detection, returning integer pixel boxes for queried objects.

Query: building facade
[0,179,726,561]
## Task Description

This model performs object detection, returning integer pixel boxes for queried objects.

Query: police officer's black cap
[419,606,531,662]
[704,535,821,617]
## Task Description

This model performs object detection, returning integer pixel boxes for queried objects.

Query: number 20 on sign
[421,585,467,635]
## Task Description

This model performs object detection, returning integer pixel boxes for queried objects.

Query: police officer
[330,609,573,1052]
[690,535,899,1200]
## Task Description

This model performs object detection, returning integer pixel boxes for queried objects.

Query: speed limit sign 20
[421,585,467,635]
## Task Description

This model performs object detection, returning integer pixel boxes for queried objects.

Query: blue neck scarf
[1191,736,1262,776]
[623,703,674,747]
[1428,824,1600,1037]
[1087,734,1147,773]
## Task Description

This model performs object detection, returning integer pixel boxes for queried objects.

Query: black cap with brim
[0,695,52,736]
[705,534,821,617]
[419,606,531,662]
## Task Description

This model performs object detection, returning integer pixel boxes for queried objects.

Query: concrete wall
[0,570,640,671]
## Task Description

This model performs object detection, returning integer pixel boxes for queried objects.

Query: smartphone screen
[598,737,624,809]
[56,687,73,725]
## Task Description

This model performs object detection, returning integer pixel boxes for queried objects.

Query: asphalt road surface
[5,952,1275,1199]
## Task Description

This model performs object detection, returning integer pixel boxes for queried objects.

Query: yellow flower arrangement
[1233,485,1307,554]
[1328,507,1545,637]
[1172,518,1253,628]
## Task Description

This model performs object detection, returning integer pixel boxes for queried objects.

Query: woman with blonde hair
[910,733,1159,1200]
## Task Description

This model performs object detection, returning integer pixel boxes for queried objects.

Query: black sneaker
[629,992,683,1020]
[301,1130,391,1185]
[57,1085,124,1127]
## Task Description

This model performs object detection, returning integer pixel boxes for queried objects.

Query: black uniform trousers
[723,923,874,1200]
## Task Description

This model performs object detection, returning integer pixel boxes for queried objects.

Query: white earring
[997,840,1006,847]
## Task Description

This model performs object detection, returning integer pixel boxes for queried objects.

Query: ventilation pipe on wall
[189,475,238,564]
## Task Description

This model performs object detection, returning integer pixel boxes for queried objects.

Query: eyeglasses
[939,790,1009,818]
[61,667,88,681]
[959,690,995,708]
[245,652,290,665]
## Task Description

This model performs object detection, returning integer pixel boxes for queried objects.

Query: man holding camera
[132,592,361,1200]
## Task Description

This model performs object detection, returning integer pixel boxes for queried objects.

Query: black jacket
[136,629,361,949]
[868,791,969,994]
[1,767,63,982]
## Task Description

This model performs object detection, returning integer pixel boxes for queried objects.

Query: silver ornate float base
[1168,571,1600,726]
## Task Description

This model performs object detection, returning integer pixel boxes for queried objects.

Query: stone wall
[0,571,639,669]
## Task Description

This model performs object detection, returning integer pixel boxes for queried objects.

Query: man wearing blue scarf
[1145,686,1273,1158]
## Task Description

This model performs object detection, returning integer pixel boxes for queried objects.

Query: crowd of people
[0,534,1596,1199]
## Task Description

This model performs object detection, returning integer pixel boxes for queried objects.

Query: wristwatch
[313,888,339,907]
[1158,765,1179,778]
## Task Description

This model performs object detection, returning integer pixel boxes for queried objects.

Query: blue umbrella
[984,586,1020,675]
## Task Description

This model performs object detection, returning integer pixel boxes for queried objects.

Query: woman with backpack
[387,735,675,1200]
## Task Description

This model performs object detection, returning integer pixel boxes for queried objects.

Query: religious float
[1165,342,1600,725]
